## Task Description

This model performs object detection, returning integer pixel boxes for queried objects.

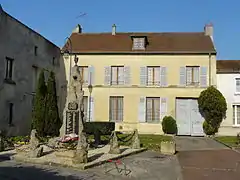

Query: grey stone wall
[0,7,66,136]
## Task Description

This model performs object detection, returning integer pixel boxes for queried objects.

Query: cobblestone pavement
[0,151,182,180]
[178,149,240,180]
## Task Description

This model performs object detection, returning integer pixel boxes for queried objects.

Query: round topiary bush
[162,116,178,134]
[198,86,227,135]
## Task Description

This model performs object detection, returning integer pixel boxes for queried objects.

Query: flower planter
[160,141,176,155]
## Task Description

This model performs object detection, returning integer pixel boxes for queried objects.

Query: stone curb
[213,138,236,150]
[13,148,147,170]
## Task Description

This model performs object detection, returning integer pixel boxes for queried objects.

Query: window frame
[5,57,14,81]
[132,38,145,50]
[109,96,124,122]
[186,66,200,86]
[79,66,89,85]
[146,66,161,86]
[233,104,240,126]
[145,97,160,123]
[110,66,124,85]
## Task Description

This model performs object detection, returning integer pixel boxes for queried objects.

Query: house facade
[62,24,216,136]
[0,5,63,136]
[217,60,240,136]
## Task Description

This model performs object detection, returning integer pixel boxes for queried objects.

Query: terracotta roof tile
[62,32,216,54]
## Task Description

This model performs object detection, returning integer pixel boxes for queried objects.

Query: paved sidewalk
[175,136,228,151]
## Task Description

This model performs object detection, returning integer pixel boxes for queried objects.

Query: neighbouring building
[217,60,240,136]
[0,5,64,136]
[61,23,216,136]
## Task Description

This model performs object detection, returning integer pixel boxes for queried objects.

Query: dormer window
[133,37,145,50]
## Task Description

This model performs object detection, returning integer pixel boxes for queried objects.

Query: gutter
[209,53,212,86]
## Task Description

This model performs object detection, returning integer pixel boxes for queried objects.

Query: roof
[217,60,240,73]
[62,32,216,54]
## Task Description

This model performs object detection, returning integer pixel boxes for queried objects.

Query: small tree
[44,71,62,137]
[162,116,178,134]
[198,86,227,135]
[32,70,47,137]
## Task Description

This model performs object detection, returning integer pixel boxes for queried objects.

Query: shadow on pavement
[0,165,95,180]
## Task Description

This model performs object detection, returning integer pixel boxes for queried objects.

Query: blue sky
[0,0,239,60]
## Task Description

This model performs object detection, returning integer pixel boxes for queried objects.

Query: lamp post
[88,72,93,122]
[63,37,73,82]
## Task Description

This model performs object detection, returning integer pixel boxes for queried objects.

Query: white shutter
[140,67,147,86]
[88,66,95,85]
[160,97,167,120]
[179,67,186,86]
[160,67,167,87]
[139,96,146,123]
[104,66,111,85]
[124,66,131,85]
[200,66,208,87]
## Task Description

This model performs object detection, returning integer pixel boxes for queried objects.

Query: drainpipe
[209,53,212,86]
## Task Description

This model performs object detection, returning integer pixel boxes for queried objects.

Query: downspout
[209,53,211,86]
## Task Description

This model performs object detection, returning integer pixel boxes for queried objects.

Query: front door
[176,99,191,135]
[190,99,204,136]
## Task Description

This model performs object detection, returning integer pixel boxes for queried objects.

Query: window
[186,66,200,86]
[147,66,160,85]
[32,66,38,92]
[79,66,88,84]
[9,103,13,125]
[109,96,124,122]
[111,66,124,85]
[34,46,38,56]
[133,38,145,50]
[5,57,14,80]
[52,57,56,65]
[235,78,240,93]
[233,105,240,126]
[146,97,160,122]
[82,96,88,122]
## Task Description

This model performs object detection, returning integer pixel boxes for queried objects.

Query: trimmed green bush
[84,122,115,135]
[203,121,217,135]
[44,71,62,137]
[32,70,47,137]
[198,86,227,135]
[162,116,178,134]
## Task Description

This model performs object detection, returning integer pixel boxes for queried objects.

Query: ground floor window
[233,105,240,125]
[146,97,160,122]
[109,96,124,122]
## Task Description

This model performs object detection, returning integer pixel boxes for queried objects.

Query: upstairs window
[5,57,14,80]
[34,46,38,56]
[79,66,89,84]
[133,38,145,50]
[186,66,200,86]
[147,66,160,86]
[111,66,124,85]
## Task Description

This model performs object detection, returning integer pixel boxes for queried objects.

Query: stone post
[131,129,141,149]
[109,131,120,154]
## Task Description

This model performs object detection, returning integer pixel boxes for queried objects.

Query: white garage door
[176,98,204,136]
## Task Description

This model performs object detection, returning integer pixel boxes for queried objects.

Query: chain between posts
[116,131,135,143]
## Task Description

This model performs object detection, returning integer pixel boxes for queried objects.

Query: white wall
[217,73,240,135]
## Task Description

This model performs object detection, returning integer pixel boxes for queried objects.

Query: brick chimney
[204,23,213,41]
[112,24,116,35]
[72,24,82,33]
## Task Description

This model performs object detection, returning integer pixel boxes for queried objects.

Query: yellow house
[61,24,216,136]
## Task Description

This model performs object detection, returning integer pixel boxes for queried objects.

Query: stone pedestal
[160,141,176,155]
